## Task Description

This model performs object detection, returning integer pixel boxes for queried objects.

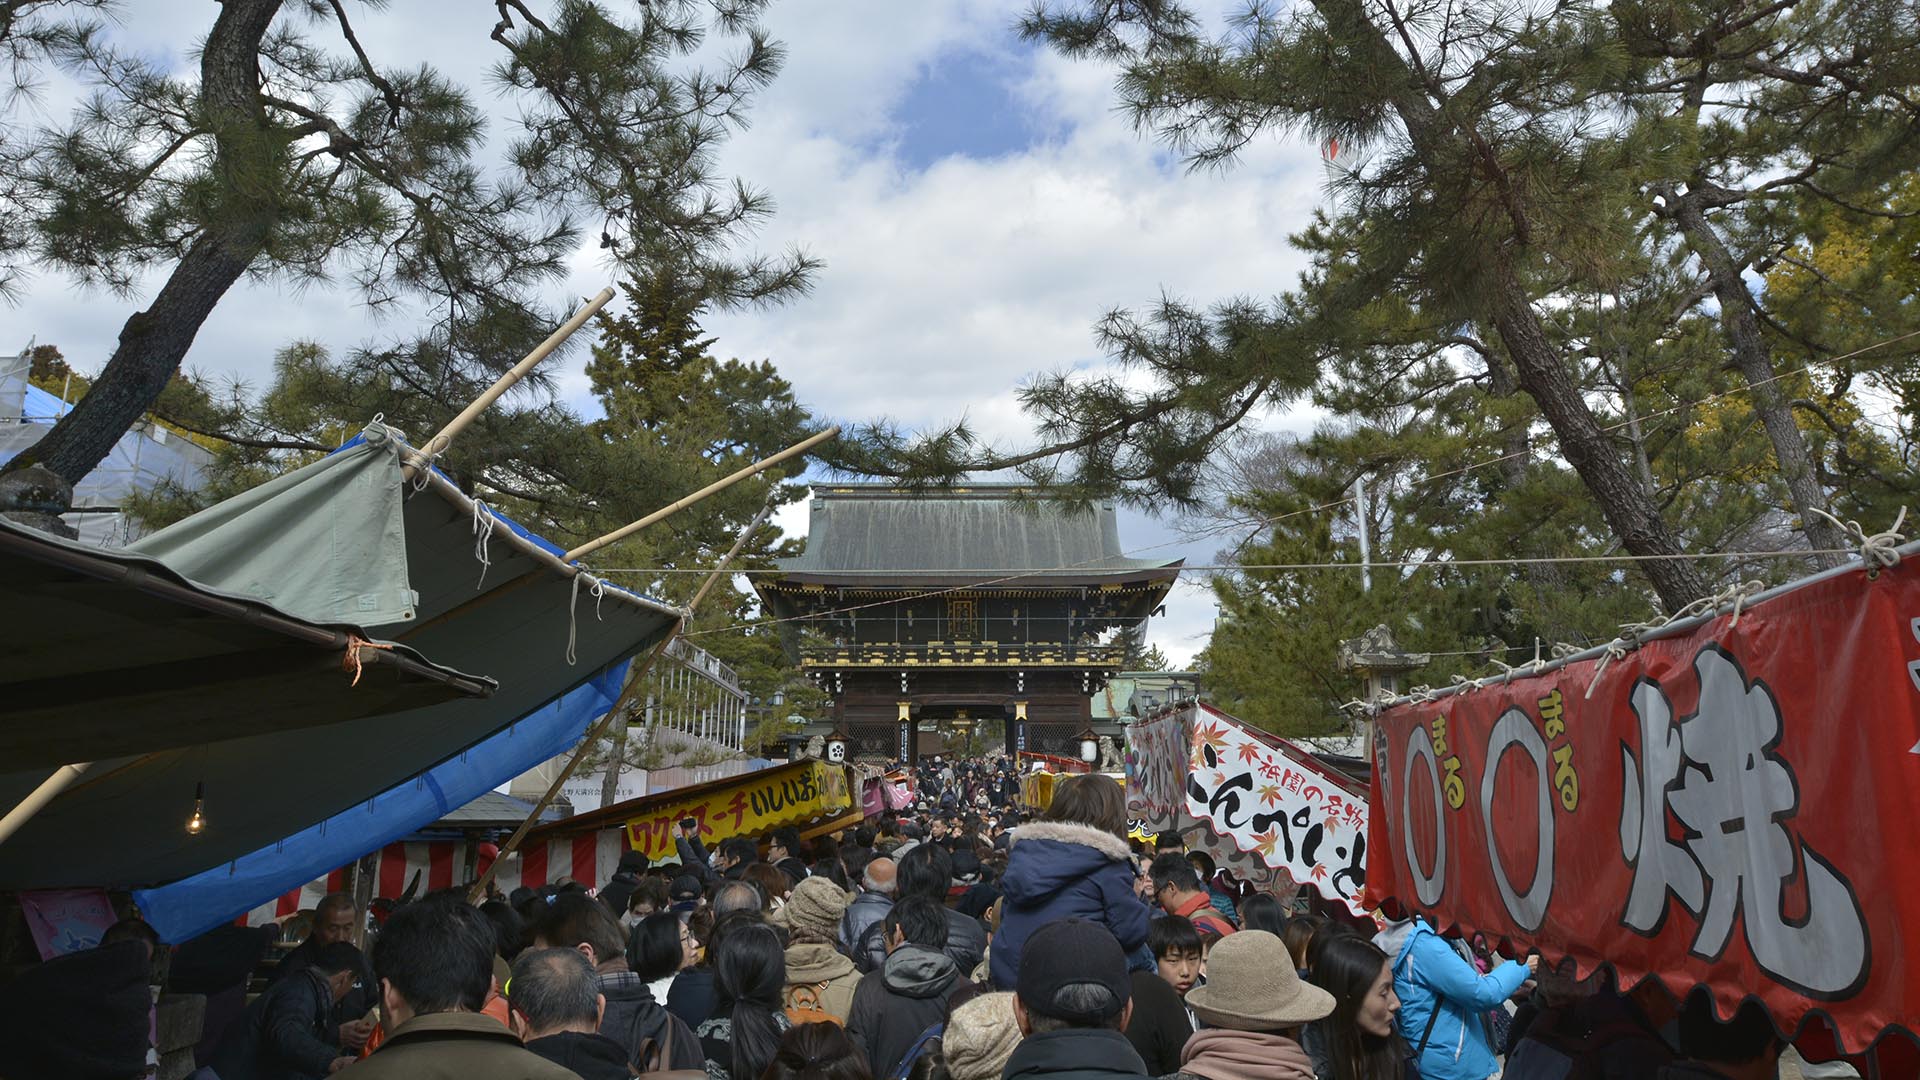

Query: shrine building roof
[767,484,1182,588]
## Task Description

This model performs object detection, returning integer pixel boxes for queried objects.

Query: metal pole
[563,427,837,562]
[0,763,91,846]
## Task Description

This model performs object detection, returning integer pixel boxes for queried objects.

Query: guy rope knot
[1811,506,1908,574]
[343,633,394,687]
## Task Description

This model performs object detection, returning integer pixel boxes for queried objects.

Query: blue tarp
[134,661,628,944]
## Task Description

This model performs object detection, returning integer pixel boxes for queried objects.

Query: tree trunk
[1313,0,1710,609]
[1484,259,1710,608]
[4,0,284,486]
[1664,189,1847,567]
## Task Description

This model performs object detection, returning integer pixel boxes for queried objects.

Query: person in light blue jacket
[1372,917,1535,1080]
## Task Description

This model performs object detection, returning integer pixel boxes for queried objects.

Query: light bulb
[186,781,206,835]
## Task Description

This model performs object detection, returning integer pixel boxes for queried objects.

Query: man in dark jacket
[842,855,895,972]
[858,844,986,974]
[768,826,812,888]
[1003,919,1149,1080]
[846,897,978,1077]
[597,850,650,921]
[268,893,376,1053]
[345,900,574,1080]
[717,836,759,880]
[208,941,361,1079]
[531,892,702,1073]
[508,948,633,1080]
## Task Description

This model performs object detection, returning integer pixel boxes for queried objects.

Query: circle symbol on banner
[1402,724,1446,907]
[1481,707,1555,932]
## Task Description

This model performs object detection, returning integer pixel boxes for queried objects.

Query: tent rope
[472,498,497,589]
[1811,506,1908,572]
[565,572,608,666]
[342,634,394,687]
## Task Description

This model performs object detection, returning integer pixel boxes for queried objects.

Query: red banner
[1364,559,1920,1059]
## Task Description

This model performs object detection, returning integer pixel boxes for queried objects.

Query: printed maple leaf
[1193,723,1228,753]
[1235,741,1262,765]
[1254,830,1279,858]
[1310,864,1329,881]
[1257,783,1282,806]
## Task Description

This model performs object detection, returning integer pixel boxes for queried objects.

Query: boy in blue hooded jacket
[1373,917,1536,1080]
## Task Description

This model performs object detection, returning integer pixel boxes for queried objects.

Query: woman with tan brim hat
[1168,930,1335,1080]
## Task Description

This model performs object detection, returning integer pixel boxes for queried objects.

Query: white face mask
[620,911,643,929]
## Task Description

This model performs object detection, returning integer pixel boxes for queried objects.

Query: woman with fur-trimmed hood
[989,773,1152,989]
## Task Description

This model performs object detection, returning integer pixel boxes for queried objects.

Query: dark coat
[774,855,812,887]
[1004,1028,1149,1080]
[206,967,341,1080]
[841,889,893,970]
[271,936,375,1034]
[845,945,977,1079]
[667,965,719,1029]
[856,904,987,977]
[1123,972,1193,1077]
[525,1030,633,1080]
[992,821,1150,990]
[599,970,704,1071]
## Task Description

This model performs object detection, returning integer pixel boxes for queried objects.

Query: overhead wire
[601,326,1920,641]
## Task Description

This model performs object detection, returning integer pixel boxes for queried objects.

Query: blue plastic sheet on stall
[134,660,627,944]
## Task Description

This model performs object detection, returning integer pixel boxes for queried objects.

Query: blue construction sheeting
[133,661,628,944]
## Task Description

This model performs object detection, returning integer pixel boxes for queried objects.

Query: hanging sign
[1126,711,1189,832]
[1180,703,1370,914]
[622,760,853,861]
[1364,559,1920,1058]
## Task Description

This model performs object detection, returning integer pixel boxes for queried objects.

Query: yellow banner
[622,761,852,861]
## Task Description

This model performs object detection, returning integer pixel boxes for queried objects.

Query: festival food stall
[492,757,862,888]
[1127,701,1371,915]
[1360,548,1920,1073]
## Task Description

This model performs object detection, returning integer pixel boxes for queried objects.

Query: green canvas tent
[0,423,681,888]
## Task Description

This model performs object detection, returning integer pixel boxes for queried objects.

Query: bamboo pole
[0,763,91,847]
[468,496,780,902]
[563,426,839,562]
[404,287,615,477]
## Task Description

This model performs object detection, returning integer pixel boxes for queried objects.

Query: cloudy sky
[9,2,1332,664]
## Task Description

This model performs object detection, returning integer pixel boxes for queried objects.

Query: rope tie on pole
[343,634,394,687]
[472,499,497,588]
[1811,506,1908,574]
[565,572,608,666]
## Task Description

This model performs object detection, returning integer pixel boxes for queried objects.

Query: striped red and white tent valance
[240,831,631,927]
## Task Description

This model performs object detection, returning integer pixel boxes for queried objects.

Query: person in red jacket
[1148,853,1236,939]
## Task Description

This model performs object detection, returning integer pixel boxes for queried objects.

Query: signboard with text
[1131,703,1371,914]
[1365,560,1920,1059]
[622,760,853,861]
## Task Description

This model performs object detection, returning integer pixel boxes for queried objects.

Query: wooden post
[0,763,90,847]
[403,287,615,477]
[469,493,782,902]
[563,427,838,562]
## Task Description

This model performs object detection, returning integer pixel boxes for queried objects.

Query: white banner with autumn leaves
[1179,703,1371,914]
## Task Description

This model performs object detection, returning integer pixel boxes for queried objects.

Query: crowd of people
[0,755,1819,1080]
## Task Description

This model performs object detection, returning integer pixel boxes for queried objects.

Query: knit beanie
[782,876,853,940]
[943,993,1021,1080]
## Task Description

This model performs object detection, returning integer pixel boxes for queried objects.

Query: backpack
[633,1012,706,1080]
[785,980,842,1026]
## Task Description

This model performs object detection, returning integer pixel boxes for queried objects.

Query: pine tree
[0,0,816,487]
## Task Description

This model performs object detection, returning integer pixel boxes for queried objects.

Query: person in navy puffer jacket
[990,773,1152,990]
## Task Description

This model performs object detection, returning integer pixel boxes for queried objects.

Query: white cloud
[7,0,1334,666]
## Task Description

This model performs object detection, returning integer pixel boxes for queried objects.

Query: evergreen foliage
[0,0,816,486]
